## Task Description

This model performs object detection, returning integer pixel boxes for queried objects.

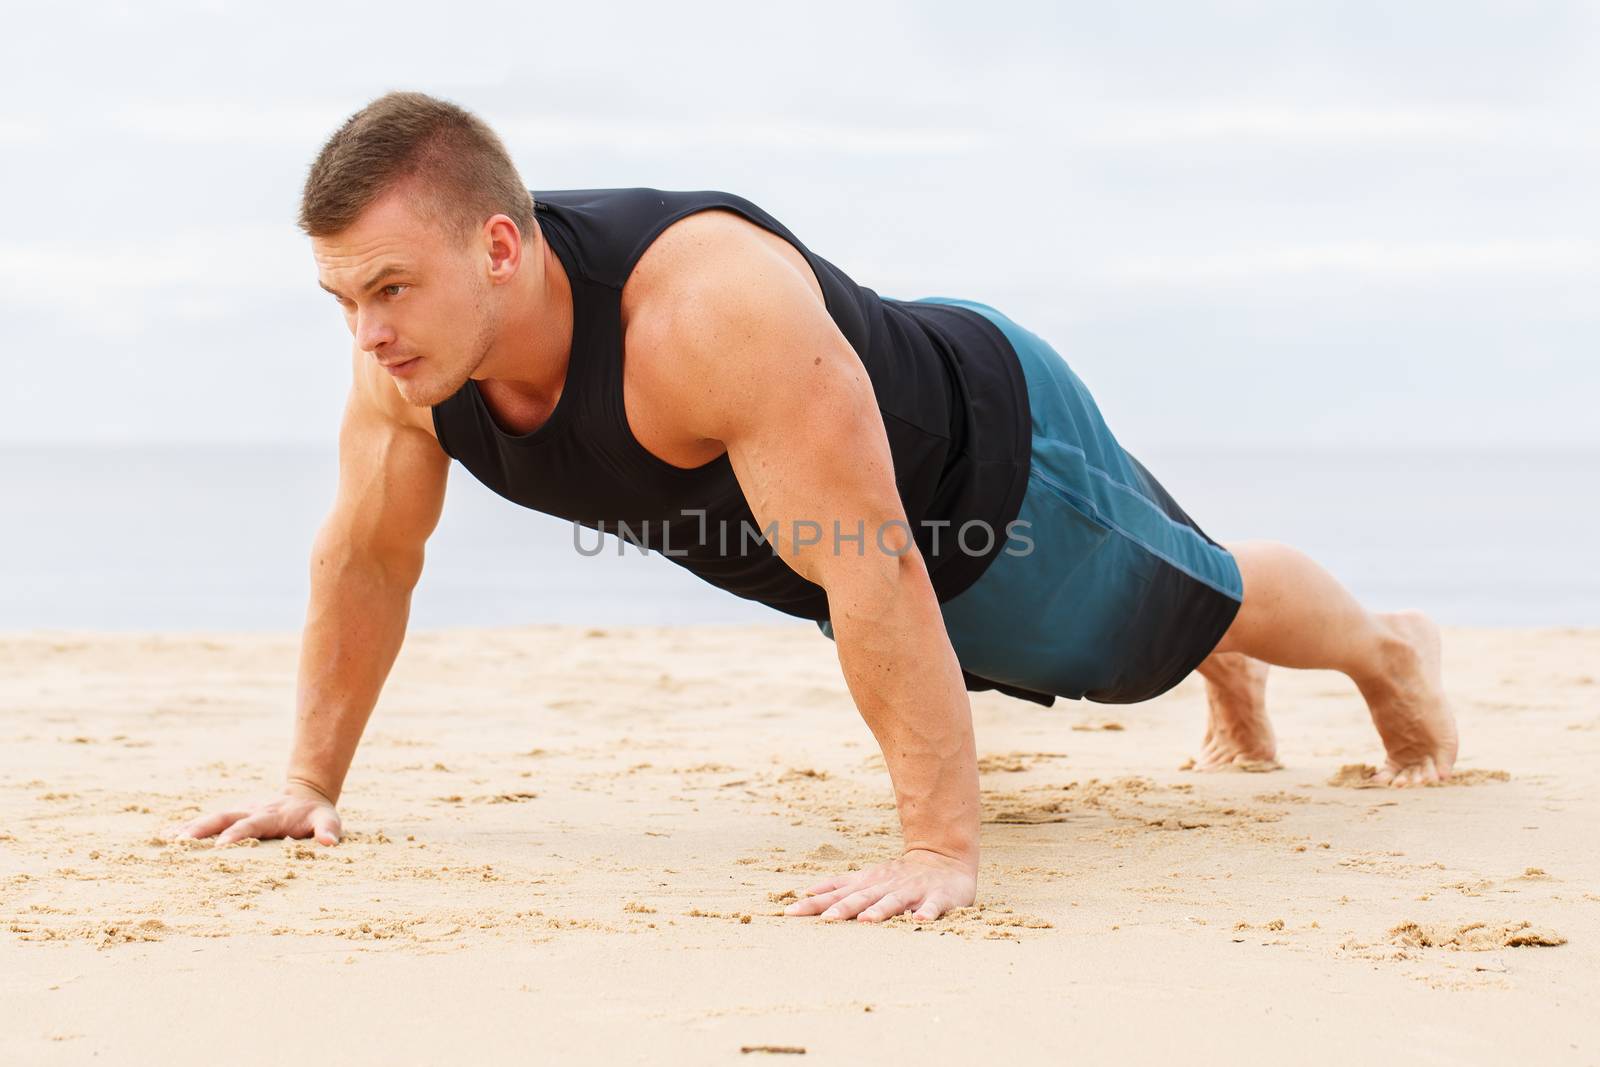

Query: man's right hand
[166,343,447,852]
[172,782,343,846]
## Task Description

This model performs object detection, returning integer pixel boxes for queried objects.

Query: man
[177,92,1458,923]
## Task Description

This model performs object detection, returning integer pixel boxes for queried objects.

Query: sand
[2,624,1597,1064]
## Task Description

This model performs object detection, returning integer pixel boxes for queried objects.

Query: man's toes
[1385,762,1434,788]
[1418,756,1440,786]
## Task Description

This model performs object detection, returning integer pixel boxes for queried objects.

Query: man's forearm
[287,538,418,803]
[828,550,980,866]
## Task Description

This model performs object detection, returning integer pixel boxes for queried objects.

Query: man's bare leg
[1194,651,1276,770]
[1205,539,1459,787]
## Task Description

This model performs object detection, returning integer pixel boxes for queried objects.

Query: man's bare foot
[1194,651,1279,771]
[1358,610,1459,787]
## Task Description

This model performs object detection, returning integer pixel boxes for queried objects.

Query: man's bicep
[666,257,912,586]
[726,373,909,580]
[322,350,450,573]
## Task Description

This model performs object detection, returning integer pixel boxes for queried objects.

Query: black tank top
[430,187,1031,625]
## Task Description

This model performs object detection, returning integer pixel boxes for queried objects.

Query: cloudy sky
[3,0,1596,449]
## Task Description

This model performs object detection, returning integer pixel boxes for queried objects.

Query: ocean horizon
[3,442,1595,633]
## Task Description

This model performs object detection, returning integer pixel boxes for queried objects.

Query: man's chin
[394,370,463,409]
[392,378,435,408]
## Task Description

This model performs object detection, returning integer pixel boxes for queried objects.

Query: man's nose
[355,312,396,353]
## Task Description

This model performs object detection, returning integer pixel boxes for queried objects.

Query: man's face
[312,186,498,407]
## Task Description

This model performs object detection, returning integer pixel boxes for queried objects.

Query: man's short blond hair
[298,90,534,244]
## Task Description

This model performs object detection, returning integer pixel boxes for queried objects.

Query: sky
[2,0,1597,450]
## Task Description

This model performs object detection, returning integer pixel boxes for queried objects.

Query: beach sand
[2,624,1597,1064]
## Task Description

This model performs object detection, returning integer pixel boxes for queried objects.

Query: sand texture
[2,624,1597,1063]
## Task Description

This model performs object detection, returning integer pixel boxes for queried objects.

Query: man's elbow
[817,538,935,628]
[310,524,427,591]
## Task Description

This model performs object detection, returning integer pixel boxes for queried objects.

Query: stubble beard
[407,288,501,409]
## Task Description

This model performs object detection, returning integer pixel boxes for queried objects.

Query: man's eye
[382,284,406,297]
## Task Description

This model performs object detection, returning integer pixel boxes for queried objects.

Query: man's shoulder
[350,345,439,439]
[619,213,863,456]
[623,205,827,347]
[625,206,772,302]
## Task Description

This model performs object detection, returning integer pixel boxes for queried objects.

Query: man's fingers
[176,810,252,840]
[785,885,856,916]
[800,873,856,897]
[216,813,278,845]
[785,857,974,923]
[858,890,914,923]
[311,808,342,846]
[786,875,883,916]
[820,886,887,921]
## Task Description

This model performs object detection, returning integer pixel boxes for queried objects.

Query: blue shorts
[822,297,1244,705]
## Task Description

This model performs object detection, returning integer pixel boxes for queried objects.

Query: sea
[2,444,1595,633]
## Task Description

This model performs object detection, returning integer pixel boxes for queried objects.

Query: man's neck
[475,227,574,403]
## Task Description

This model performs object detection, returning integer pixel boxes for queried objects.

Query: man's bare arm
[176,345,448,844]
[640,234,979,921]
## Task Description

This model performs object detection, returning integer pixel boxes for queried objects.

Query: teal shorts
[821,297,1243,705]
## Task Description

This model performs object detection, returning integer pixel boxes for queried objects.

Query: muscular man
[177,92,1459,922]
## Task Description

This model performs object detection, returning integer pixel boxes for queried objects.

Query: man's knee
[1196,649,1249,681]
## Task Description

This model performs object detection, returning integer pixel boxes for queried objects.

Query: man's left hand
[783,848,977,922]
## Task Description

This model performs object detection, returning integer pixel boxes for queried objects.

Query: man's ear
[484,214,525,279]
